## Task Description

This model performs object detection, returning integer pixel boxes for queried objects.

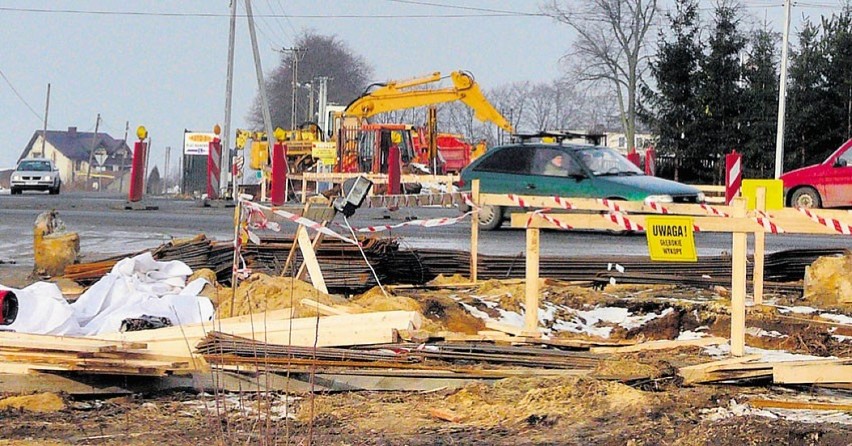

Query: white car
[10,159,61,195]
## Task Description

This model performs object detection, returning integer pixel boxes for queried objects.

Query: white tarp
[1,252,214,336]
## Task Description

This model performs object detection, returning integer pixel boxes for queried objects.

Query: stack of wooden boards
[679,354,852,388]
[0,332,192,376]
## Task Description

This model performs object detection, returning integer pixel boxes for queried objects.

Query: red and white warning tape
[700,203,729,217]
[525,209,574,230]
[242,200,359,245]
[551,195,574,210]
[605,212,644,231]
[754,211,784,234]
[353,212,473,233]
[598,198,623,213]
[507,194,528,208]
[645,200,670,214]
[797,207,852,235]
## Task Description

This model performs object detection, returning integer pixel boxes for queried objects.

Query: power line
[0,67,43,122]
[384,0,541,16]
[0,6,541,18]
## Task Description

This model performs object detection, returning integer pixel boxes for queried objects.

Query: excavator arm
[343,71,514,133]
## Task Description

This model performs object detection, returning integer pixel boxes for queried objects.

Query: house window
[618,136,626,148]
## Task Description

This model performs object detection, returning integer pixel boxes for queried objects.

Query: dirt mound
[442,376,651,427]
[0,393,65,413]
[427,274,470,285]
[216,273,343,318]
[350,286,421,313]
[804,253,852,307]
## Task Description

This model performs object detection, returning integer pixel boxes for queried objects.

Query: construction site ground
[2,256,851,446]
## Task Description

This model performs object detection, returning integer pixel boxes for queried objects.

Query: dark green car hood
[595,174,700,199]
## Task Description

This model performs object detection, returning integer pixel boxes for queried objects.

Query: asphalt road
[2,191,852,267]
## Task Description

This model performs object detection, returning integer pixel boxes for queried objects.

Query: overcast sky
[0,1,840,170]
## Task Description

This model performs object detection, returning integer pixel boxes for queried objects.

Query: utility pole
[222,0,237,199]
[163,146,171,194]
[316,76,330,136]
[85,113,100,190]
[39,83,50,158]
[774,0,792,179]
[119,121,129,193]
[283,47,307,130]
[245,0,274,201]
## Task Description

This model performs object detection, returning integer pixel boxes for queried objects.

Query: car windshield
[17,160,52,172]
[575,147,643,176]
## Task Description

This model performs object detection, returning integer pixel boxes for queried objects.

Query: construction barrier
[206,138,222,200]
[127,139,147,202]
[296,172,459,204]
[644,147,656,176]
[388,145,401,195]
[725,150,742,205]
[269,142,287,206]
[469,179,852,356]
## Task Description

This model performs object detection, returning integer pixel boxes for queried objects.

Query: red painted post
[644,147,656,176]
[270,141,287,206]
[725,150,743,205]
[388,144,401,195]
[206,137,221,200]
[128,140,147,202]
[626,148,641,168]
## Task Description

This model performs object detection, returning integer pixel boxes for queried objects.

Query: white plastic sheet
[2,252,214,336]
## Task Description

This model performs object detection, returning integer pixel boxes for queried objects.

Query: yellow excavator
[333,70,513,173]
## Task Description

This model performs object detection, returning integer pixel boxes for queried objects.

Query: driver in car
[543,154,570,176]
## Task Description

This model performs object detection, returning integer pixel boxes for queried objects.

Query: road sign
[645,216,697,262]
[741,179,783,210]
[94,149,108,166]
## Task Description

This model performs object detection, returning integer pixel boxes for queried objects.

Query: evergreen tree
[821,8,852,153]
[741,27,779,177]
[641,0,702,181]
[786,19,831,168]
[696,2,747,183]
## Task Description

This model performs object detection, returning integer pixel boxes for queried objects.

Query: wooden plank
[731,197,747,357]
[753,187,766,305]
[590,336,728,354]
[524,227,540,337]
[678,354,762,384]
[774,363,852,384]
[299,298,351,316]
[748,399,852,411]
[0,372,132,396]
[0,332,146,351]
[470,179,479,283]
[484,321,523,337]
[296,224,328,294]
[96,311,423,358]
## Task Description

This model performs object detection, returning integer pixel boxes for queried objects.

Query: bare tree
[545,0,658,150]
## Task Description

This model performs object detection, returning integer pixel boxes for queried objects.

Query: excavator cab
[354,125,417,174]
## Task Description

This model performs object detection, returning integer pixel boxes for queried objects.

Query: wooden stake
[296,225,328,294]
[470,179,480,283]
[731,197,747,356]
[753,187,766,305]
[523,225,540,337]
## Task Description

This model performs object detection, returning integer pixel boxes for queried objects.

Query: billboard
[183,131,216,156]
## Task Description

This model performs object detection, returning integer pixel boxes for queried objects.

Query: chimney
[67,126,77,138]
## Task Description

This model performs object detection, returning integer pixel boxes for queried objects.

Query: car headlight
[696,192,706,203]
[44,175,51,181]
[12,175,20,181]
[644,194,673,204]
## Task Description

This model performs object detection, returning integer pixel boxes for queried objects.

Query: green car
[459,142,704,229]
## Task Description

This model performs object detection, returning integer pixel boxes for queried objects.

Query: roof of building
[19,127,131,166]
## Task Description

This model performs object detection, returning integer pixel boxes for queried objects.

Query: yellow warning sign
[741,179,784,210]
[645,216,697,262]
[312,142,337,165]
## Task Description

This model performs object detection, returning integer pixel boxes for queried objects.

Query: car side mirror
[834,158,848,167]
[569,171,587,181]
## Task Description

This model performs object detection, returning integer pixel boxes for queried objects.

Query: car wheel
[49,185,59,195]
[790,187,821,209]
[10,187,21,195]
[478,204,503,230]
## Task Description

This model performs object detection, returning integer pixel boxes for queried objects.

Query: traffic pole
[626,148,641,168]
[388,144,401,195]
[644,147,656,176]
[725,150,743,205]
[270,141,287,206]
[128,126,148,203]
[207,136,222,200]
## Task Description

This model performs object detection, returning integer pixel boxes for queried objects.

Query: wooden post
[731,197,747,357]
[523,224,541,337]
[301,175,308,204]
[753,187,766,305]
[470,179,480,283]
[296,227,328,294]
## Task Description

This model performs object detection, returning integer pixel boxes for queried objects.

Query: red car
[781,138,852,208]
